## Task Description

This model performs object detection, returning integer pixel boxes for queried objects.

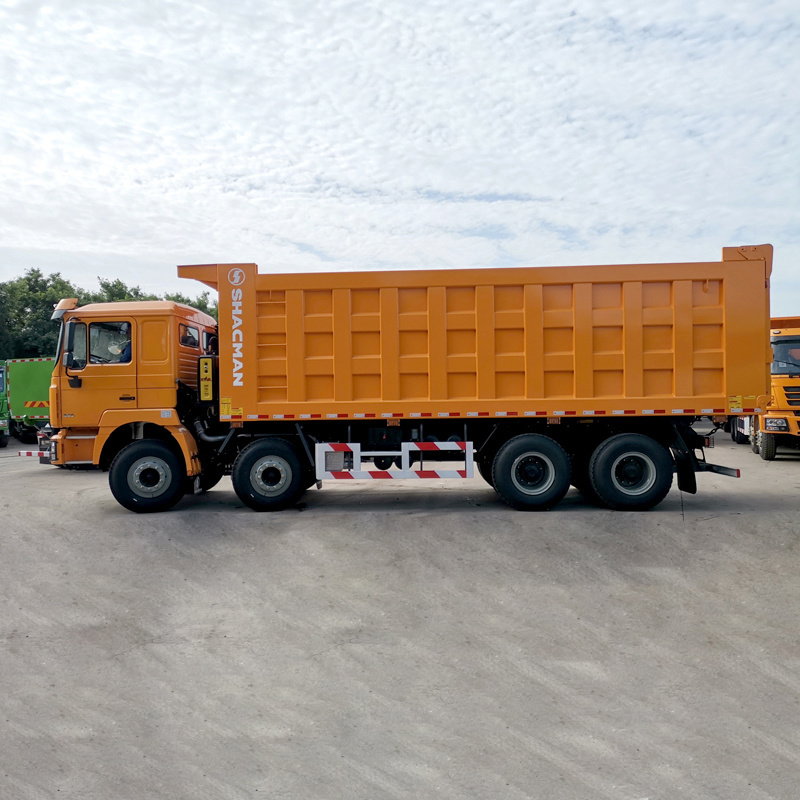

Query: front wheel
[109,440,186,513]
[232,438,305,511]
[0,434,8,449]
[589,434,673,511]
[758,431,777,461]
[492,434,571,510]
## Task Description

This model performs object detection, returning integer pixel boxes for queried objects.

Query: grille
[784,386,800,406]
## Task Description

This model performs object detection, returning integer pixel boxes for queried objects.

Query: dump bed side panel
[203,247,771,421]
[7,358,55,420]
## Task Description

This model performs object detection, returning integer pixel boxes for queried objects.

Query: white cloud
[0,0,797,310]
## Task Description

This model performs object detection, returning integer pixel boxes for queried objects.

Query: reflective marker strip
[324,469,469,480]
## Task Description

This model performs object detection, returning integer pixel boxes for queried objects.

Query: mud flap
[673,448,698,494]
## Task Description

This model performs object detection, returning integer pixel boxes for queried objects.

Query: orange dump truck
[735,316,800,460]
[45,244,772,513]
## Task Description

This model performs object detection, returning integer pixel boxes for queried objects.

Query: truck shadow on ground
[174,481,794,517]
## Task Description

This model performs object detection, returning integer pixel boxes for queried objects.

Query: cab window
[0,366,5,394]
[179,324,199,349]
[771,339,800,375]
[67,322,131,369]
[71,322,88,369]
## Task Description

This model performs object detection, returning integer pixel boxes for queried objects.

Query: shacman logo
[230,269,245,386]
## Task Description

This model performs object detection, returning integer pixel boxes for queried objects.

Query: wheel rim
[251,456,292,496]
[129,457,172,498]
[610,452,657,496]
[511,452,556,496]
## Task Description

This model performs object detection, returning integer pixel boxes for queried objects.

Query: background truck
[734,317,800,460]
[0,363,8,447]
[45,244,773,514]
[4,358,54,444]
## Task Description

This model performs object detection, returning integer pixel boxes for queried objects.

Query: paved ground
[1,433,799,799]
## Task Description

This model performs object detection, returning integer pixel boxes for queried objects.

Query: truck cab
[750,317,800,460]
[47,299,217,473]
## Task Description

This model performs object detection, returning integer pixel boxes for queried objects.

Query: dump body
[180,244,773,423]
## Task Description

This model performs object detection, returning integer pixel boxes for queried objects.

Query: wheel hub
[611,453,656,496]
[129,458,171,497]
[511,453,556,496]
[252,457,291,495]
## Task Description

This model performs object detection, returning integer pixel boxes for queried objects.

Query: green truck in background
[0,363,8,447]
[0,358,54,446]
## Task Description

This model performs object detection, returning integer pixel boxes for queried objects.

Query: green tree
[0,270,219,358]
[0,269,79,358]
[163,290,218,321]
[80,277,161,304]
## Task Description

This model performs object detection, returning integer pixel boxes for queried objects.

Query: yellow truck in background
[735,316,800,460]
[43,244,773,513]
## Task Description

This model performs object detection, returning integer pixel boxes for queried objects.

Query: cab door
[59,319,137,428]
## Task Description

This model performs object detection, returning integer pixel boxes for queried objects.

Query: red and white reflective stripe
[407,441,466,451]
[9,358,54,363]
[315,441,474,481]
[18,451,49,457]
[327,470,469,480]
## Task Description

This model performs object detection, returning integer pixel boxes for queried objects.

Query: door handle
[119,395,136,401]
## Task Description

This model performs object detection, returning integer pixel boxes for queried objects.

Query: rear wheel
[109,440,186,513]
[589,434,673,511]
[492,434,571,510]
[232,438,305,511]
[758,431,777,461]
[476,456,494,486]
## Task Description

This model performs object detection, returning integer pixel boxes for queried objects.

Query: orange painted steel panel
[180,245,772,420]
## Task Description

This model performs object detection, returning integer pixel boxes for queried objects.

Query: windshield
[771,338,800,374]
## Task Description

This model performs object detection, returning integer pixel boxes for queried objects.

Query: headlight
[764,417,789,431]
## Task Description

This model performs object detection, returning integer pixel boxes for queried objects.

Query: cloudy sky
[1,0,798,311]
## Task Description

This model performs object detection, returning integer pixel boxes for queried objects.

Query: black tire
[198,463,226,492]
[374,456,394,471]
[589,434,673,511]
[758,431,777,461]
[109,440,186,513]
[491,434,571,511]
[16,427,38,444]
[232,438,305,511]
[0,434,8,449]
[570,453,604,505]
[476,456,494,486]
